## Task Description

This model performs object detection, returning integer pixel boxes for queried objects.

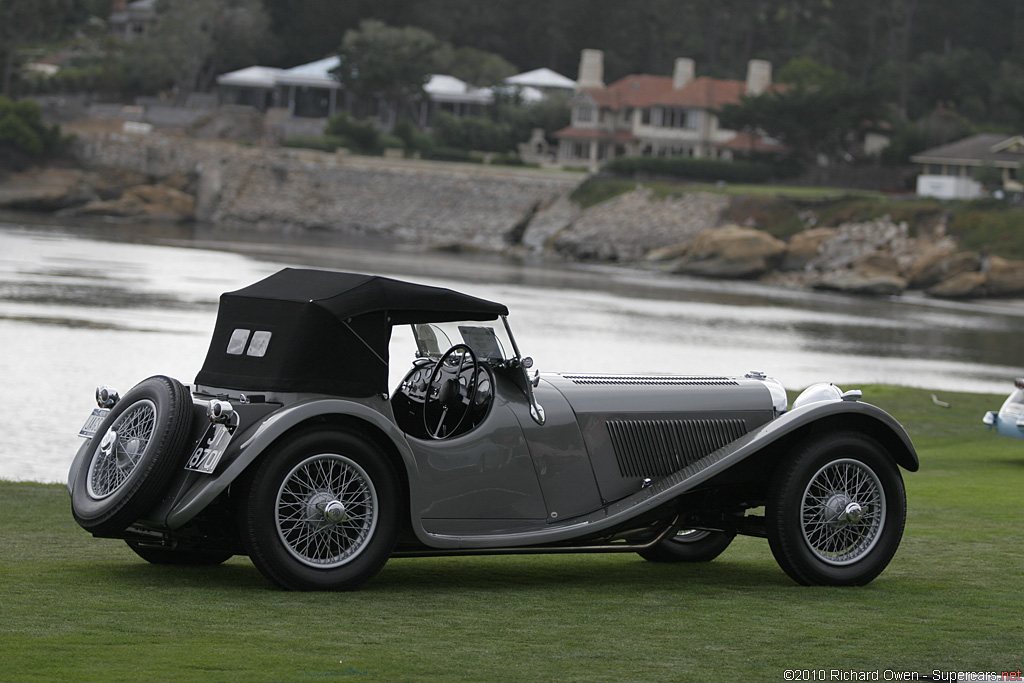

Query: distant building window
[641,108,651,125]
[663,108,691,128]
[577,105,594,122]
[571,141,590,159]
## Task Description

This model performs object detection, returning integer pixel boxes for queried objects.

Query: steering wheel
[423,344,480,439]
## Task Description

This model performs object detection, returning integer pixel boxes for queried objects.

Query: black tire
[237,428,401,591]
[638,529,735,563]
[71,375,194,536]
[125,540,233,566]
[766,431,907,586]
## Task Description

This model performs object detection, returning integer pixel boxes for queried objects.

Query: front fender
[162,397,411,529]
[742,397,918,471]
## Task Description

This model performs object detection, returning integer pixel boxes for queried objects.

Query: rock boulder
[927,271,988,298]
[781,227,837,271]
[670,224,786,278]
[73,184,195,222]
[813,250,907,295]
[908,247,980,289]
[0,168,94,211]
[985,256,1024,296]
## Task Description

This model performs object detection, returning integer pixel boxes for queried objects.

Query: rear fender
[161,397,413,529]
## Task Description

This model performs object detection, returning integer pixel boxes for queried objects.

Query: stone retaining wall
[72,132,581,249]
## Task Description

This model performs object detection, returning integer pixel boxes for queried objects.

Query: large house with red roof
[555,50,782,169]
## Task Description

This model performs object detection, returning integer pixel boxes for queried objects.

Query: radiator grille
[562,375,738,386]
[607,418,748,478]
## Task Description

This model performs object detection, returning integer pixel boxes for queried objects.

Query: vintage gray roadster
[69,268,918,590]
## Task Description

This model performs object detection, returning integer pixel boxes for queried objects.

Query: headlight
[792,383,843,409]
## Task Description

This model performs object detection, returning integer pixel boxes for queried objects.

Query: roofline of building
[910,155,1020,168]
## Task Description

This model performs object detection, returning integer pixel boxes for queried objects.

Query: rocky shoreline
[3,128,1024,300]
[522,186,1024,299]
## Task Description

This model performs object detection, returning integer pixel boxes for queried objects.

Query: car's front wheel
[238,428,400,591]
[767,431,906,586]
[638,529,735,562]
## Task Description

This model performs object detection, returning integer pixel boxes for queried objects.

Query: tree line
[4,0,1024,165]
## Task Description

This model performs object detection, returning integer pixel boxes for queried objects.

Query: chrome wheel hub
[323,500,350,524]
[822,494,865,524]
[304,492,350,525]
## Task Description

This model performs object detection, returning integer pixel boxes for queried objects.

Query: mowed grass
[2,386,1022,682]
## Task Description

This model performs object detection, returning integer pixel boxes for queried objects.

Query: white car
[983,379,1024,439]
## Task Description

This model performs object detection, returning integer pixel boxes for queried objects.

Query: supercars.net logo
[783,670,1022,681]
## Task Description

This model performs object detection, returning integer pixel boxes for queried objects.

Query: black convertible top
[195,268,508,396]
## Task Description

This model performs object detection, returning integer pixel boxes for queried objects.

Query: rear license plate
[79,408,109,438]
[184,423,233,475]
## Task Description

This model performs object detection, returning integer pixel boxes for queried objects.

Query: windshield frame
[411,317,517,365]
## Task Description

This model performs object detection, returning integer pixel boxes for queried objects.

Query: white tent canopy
[504,67,575,91]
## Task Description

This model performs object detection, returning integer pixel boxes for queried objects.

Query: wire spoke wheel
[800,458,885,565]
[87,399,157,500]
[275,454,379,568]
[767,431,906,586]
[240,428,400,591]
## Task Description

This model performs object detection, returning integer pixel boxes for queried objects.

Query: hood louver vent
[562,375,738,386]
[607,418,748,478]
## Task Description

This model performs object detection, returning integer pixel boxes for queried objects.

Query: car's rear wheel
[71,375,194,535]
[638,528,735,562]
[238,428,400,591]
[767,431,906,586]
[125,540,233,566]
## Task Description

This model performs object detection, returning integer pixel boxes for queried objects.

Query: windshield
[411,319,515,363]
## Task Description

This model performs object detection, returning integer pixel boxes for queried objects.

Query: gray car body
[68,366,919,551]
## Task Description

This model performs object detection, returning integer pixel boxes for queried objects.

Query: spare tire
[71,375,194,535]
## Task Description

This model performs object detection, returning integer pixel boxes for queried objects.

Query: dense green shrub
[432,112,514,153]
[603,156,775,183]
[324,112,379,153]
[0,96,65,169]
[392,120,436,155]
[378,133,405,150]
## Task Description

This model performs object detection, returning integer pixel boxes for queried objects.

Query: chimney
[673,58,695,89]
[112,0,127,12]
[577,49,605,89]
[746,59,772,96]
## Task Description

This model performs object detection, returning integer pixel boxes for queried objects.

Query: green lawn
[2,386,1021,682]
